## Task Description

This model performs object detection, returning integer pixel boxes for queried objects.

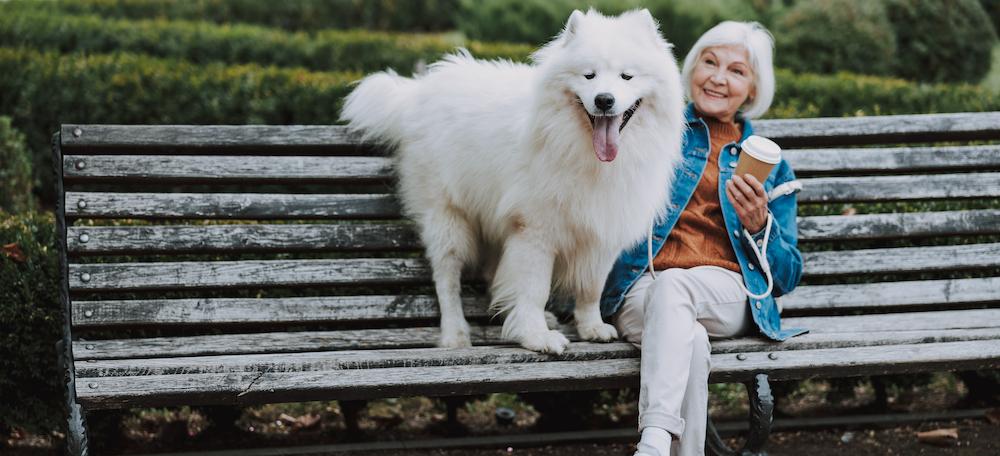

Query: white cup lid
[740,135,781,164]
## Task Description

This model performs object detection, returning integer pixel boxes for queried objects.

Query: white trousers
[612,266,752,456]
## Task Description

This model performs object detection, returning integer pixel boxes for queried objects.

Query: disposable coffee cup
[735,135,781,183]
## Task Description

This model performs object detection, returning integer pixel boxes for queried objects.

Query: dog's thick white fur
[340,9,684,354]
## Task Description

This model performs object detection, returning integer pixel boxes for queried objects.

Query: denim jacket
[600,104,808,341]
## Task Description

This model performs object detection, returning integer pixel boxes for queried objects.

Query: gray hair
[681,21,775,120]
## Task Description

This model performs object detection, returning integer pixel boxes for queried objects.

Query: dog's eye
[621,73,633,81]
[584,72,596,80]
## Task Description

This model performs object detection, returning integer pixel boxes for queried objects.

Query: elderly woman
[599,21,807,456]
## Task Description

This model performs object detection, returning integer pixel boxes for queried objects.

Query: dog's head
[533,9,682,163]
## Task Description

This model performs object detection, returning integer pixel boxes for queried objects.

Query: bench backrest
[54,112,1000,366]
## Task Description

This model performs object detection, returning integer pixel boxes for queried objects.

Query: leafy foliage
[0,211,62,433]
[0,117,34,213]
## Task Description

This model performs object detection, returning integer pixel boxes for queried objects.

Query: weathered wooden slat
[73,339,1000,409]
[64,209,1000,256]
[75,328,1000,379]
[66,223,421,254]
[65,192,400,219]
[62,145,1000,182]
[61,125,365,149]
[71,295,490,328]
[796,210,1000,241]
[60,175,1000,221]
[783,145,1000,174]
[67,241,1000,292]
[72,309,1000,360]
[753,112,1000,147]
[68,259,430,291]
[802,242,1000,276]
[70,276,1000,328]
[798,172,1000,203]
[61,113,1000,150]
[782,309,1000,333]
[780,277,1000,311]
[63,155,393,182]
[73,326,511,360]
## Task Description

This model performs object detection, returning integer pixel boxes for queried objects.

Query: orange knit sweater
[652,117,742,272]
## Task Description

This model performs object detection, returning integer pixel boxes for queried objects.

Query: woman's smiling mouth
[703,88,727,98]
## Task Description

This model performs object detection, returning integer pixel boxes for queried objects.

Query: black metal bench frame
[52,112,1000,455]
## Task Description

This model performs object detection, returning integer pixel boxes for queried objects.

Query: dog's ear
[632,9,660,34]
[563,9,585,40]
[630,9,675,52]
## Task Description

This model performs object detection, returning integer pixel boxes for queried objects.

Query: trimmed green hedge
[0,47,359,206]
[454,0,761,56]
[0,10,533,76]
[771,69,1000,118]
[3,0,460,32]
[0,210,62,433]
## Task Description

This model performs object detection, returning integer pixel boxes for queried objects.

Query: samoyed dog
[340,9,684,354]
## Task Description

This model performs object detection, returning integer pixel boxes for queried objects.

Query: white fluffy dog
[340,9,684,354]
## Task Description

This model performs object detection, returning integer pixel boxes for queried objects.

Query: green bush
[770,68,1000,118]
[0,117,34,214]
[3,0,460,32]
[0,47,359,207]
[776,0,897,76]
[0,10,533,76]
[885,0,998,83]
[454,0,759,56]
[0,210,62,434]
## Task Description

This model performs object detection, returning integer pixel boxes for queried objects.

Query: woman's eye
[584,72,596,80]
[732,69,744,76]
[621,73,633,81]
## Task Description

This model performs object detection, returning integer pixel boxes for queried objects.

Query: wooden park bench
[53,112,1000,455]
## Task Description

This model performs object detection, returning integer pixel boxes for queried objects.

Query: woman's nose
[709,70,726,84]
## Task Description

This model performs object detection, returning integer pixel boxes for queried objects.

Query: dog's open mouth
[581,98,642,163]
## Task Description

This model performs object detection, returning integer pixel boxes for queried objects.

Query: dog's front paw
[518,329,571,354]
[577,322,618,342]
[438,321,473,348]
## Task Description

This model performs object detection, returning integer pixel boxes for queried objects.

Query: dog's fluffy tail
[339,69,416,147]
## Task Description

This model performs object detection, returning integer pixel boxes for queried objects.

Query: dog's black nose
[595,93,615,111]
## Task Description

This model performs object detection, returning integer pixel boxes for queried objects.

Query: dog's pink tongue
[592,115,622,162]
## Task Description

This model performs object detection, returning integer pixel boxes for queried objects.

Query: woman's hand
[726,174,768,234]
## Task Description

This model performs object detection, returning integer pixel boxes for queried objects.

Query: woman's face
[689,45,755,123]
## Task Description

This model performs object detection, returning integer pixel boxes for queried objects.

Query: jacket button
[755,301,762,309]
[733,229,740,237]
[730,147,738,155]
[756,239,763,248]
[728,161,737,168]
[748,263,755,271]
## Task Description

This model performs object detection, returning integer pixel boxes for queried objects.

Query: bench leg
[58,340,89,456]
[706,373,774,456]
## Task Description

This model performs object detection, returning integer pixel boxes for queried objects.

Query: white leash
[738,213,773,300]
[647,220,657,280]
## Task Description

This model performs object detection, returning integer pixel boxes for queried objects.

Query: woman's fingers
[733,174,765,199]
[726,181,748,213]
